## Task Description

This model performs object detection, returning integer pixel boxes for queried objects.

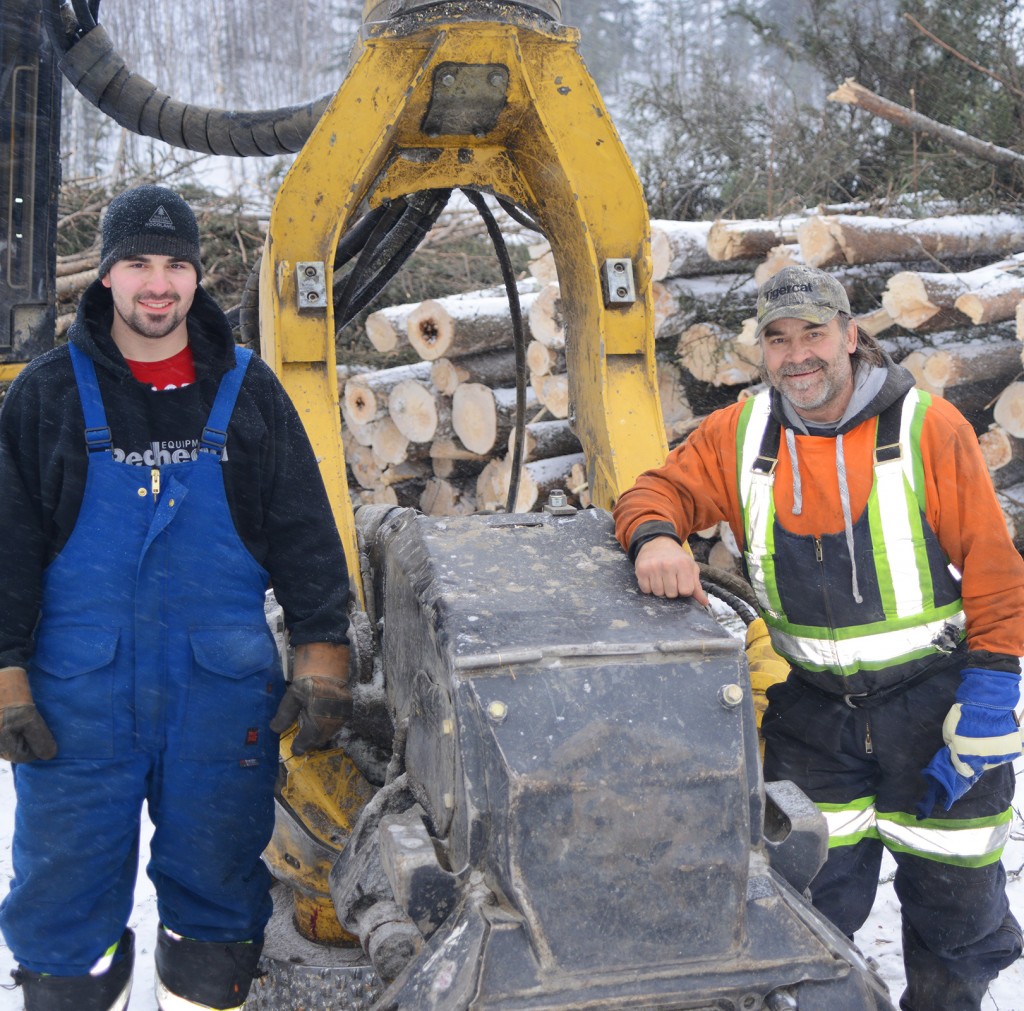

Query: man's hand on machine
[0,666,58,763]
[270,643,353,755]
[634,537,709,606]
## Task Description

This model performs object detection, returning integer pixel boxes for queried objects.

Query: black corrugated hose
[43,0,331,156]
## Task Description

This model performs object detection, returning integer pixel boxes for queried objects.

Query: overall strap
[873,393,905,464]
[67,342,113,452]
[752,413,781,475]
[199,346,253,455]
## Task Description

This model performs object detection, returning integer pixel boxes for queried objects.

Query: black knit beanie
[98,185,203,281]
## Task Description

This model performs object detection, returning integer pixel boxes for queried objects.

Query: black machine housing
[329,505,894,1010]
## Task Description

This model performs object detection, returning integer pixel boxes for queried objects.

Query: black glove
[0,667,58,763]
[270,675,353,755]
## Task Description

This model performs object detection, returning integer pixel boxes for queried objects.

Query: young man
[613,265,1024,1011]
[0,186,353,1011]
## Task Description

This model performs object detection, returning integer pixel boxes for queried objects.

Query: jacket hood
[67,278,237,381]
[770,351,916,437]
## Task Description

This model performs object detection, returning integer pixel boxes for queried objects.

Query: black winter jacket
[0,279,349,668]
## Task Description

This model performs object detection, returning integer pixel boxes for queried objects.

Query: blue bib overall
[0,344,285,976]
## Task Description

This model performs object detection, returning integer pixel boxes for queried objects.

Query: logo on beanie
[145,206,176,231]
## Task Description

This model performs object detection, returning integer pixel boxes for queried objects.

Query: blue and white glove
[917,667,1022,818]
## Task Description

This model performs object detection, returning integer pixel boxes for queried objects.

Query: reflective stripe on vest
[738,390,965,676]
[817,799,1011,867]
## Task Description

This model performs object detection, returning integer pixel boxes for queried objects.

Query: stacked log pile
[338,207,1024,563]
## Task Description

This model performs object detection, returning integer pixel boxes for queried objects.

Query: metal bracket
[296,261,328,311]
[602,258,636,306]
[422,62,509,137]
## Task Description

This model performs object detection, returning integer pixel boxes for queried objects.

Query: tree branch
[827,78,1024,170]
[902,14,1024,99]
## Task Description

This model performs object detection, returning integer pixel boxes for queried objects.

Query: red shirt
[124,344,196,391]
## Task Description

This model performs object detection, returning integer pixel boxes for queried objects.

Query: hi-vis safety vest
[737,389,965,684]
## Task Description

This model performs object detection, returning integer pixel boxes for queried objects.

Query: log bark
[754,244,803,285]
[507,418,582,461]
[798,212,1024,269]
[656,358,695,440]
[706,216,804,261]
[650,219,716,279]
[56,248,99,276]
[652,274,758,340]
[366,280,539,355]
[420,476,476,516]
[452,383,537,455]
[56,268,98,297]
[526,340,565,377]
[406,291,538,361]
[512,452,587,513]
[365,302,419,355]
[430,349,519,395]
[921,337,1023,391]
[567,460,591,508]
[996,482,1024,548]
[952,254,1024,325]
[527,241,558,285]
[529,372,569,419]
[476,457,515,513]
[993,382,1024,439]
[527,281,565,349]
[881,271,972,331]
[828,78,1024,171]
[900,350,944,396]
[342,361,433,426]
[675,323,761,386]
[978,425,1024,485]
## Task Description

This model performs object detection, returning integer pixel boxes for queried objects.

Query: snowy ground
[1,758,1021,1010]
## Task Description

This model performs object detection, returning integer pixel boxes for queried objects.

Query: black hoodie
[0,280,349,668]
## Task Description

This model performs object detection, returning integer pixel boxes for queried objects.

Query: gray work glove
[0,666,58,763]
[270,644,353,755]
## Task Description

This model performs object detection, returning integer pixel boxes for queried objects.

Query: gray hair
[837,312,886,368]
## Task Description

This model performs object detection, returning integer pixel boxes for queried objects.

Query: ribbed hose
[48,12,330,156]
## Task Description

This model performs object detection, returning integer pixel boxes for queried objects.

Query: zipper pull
[815,537,823,562]
[151,467,161,497]
[864,719,874,755]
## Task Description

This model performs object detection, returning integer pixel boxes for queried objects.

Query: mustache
[776,358,826,377]
[135,292,180,303]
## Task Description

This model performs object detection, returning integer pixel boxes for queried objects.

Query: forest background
[54,0,1024,364]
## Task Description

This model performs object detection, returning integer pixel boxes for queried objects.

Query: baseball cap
[754,265,850,340]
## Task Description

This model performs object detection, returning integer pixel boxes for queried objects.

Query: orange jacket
[613,389,1024,663]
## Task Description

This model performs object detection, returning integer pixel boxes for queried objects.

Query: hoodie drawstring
[835,433,863,604]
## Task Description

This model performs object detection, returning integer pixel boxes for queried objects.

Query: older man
[614,265,1023,1010]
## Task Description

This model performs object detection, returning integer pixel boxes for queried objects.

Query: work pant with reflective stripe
[762,661,1020,983]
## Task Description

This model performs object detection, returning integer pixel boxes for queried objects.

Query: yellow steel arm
[259,2,667,605]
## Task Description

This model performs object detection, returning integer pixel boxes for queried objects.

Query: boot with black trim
[11,929,134,1011]
[154,926,263,1010]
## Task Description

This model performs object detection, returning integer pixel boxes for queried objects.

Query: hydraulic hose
[462,189,530,514]
[697,563,760,625]
[334,190,451,331]
[44,1,331,156]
